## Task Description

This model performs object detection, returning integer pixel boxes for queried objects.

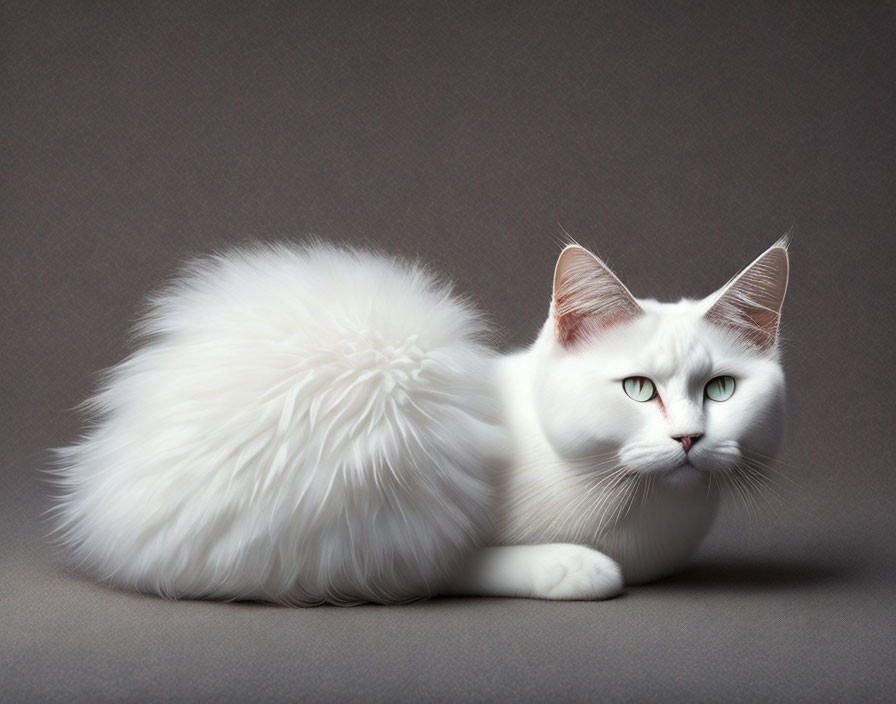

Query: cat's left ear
[552,245,643,347]
[703,236,790,351]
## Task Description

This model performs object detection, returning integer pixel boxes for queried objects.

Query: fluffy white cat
[51,238,789,605]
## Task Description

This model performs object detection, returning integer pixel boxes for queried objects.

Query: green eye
[623,376,656,402]
[705,376,736,402]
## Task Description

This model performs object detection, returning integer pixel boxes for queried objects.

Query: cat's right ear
[552,245,643,348]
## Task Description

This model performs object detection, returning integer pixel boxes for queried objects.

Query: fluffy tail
[48,242,507,604]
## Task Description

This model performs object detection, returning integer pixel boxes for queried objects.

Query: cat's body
[51,239,788,604]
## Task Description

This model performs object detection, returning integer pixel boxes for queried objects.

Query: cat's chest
[494,468,720,584]
[595,480,720,582]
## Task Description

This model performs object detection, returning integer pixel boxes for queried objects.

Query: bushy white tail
[50,243,506,604]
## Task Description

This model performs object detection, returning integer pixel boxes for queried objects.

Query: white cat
[51,238,788,605]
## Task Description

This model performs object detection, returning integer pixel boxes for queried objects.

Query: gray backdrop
[2,1,894,701]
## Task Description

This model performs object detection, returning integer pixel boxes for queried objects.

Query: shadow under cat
[638,554,857,593]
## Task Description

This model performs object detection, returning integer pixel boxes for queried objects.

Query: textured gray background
[2,1,895,701]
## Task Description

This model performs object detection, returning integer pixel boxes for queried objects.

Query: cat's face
[533,240,788,485]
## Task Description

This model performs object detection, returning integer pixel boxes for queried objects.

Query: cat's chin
[661,462,707,487]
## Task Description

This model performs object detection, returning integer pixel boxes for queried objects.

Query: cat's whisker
[729,476,760,524]
[540,465,633,538]
[586,476,634,530]
[736,466,785,519]
[743,448,799,468]
[607,473,646,531]
[740,454,799,488]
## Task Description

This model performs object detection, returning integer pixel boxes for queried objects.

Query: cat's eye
[623,377,656,402]
[705,376,736,402]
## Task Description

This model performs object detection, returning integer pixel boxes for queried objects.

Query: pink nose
[673,434,703,453]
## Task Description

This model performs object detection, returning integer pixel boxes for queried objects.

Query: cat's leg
[442,544,623,600]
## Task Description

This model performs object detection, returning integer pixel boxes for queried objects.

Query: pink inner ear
[552,246,643,348]
[555,307,631,346]
[704,246,788,351]
[554,308,587,347]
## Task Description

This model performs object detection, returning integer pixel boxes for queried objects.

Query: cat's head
[532,238,789,486]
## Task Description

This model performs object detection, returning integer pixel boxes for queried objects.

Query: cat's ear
[703,237,790,351]
[552,245,643,347]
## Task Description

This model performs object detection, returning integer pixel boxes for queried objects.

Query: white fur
[52,239,788,604]
[51,243,506,604]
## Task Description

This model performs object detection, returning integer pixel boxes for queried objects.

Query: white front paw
[531,544,623,601]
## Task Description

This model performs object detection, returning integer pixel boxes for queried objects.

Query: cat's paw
[530,544,623,601]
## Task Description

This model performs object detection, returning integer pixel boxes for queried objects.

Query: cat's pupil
[705,375,736,402]
[623,376,656,402]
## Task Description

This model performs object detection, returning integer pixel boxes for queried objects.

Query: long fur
[49,242,506,605]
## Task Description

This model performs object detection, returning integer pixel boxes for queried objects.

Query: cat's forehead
[616,299,718,380]
[641,318,713,379]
